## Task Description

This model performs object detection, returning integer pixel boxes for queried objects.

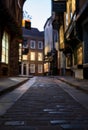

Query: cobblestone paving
[0,77,88,130]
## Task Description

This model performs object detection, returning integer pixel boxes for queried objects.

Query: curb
[0,79,29,96]
[58,78,88,94]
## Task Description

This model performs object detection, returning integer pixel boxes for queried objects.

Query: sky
[23,0,51,31]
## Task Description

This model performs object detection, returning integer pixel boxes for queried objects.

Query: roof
[22,27,44,38]
[44,16,52,29]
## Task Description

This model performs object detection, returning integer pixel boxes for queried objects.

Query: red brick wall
[27,36,44,76]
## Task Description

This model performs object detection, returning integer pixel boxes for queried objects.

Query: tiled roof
[22,27,44,38]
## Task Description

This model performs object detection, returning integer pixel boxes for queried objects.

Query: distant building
[0,0,25,77]
[44,16,58,75]
[44,17,53,75]
[21,27,44,76]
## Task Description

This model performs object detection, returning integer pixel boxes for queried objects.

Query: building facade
[44,16,58,75]
[51,0,88,79]
[0,0,25,77]
[21,27,44,76]
[64,0,88,79]
[77,0,88,79]
[63,0,76,76]
[51,0,66,76]
[44,17,53,75]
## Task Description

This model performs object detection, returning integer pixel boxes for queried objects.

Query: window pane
[38,41,43,49]
[23,55,27,60]
[38,53,43,61]
[44,63,49,72]
[38,64,43,73]
[6,49,8,57]
[2,40,5,47]
[30,64,35,73]
[77,47,82,64]
[2,55,5,62]
[6,42,8,49]
[30,40,35,49]
[30,52,35,60]
[23,40,28,48]
[1,32,9,64]
[6,56,8,64]
[19,43,22,61]
[2,48,5,56]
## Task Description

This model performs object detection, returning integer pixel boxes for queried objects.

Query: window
[66,13,68,28]
[38,53,43,61]
[44,63,49,72]
[23,39,28,48]
[38,64,43,73]
[77,46,82,64]
[1,32,9,64]
[19,43,22,62]
[69,0,72,19]
[38,41,43,49]
[23,55,27,60]
[59,25,64,49]
[30,52,35,61]
[66,54,72,68]
[30,40,35,49]
[30,64,35,73]
[72,0,76,13]
[66,55,71,68]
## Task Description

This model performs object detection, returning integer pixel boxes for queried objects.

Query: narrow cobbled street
[0,76,88,130]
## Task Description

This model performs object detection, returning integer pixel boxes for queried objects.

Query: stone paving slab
[0,77,88,129]
[0,77,29,95]
[55,76,88,93]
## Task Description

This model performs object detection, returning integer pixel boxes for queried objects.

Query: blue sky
[23,0,51,31]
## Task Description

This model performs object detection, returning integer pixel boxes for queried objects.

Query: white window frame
[38,41,43,49]
[30,64,35,73]
[38,64,43,73]
[30,40,36,49]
